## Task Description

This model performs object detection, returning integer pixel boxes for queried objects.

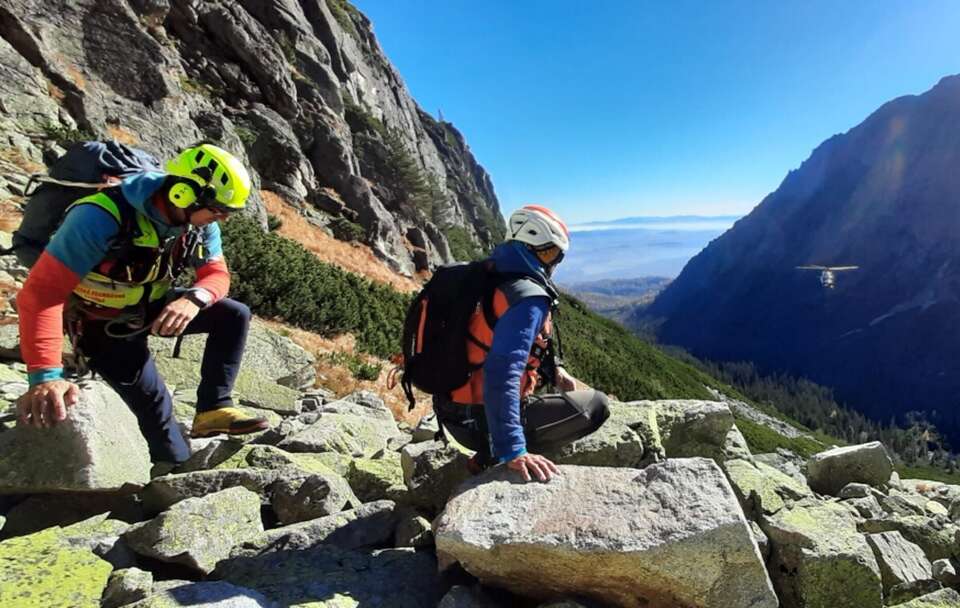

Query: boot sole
[190,419,270,438]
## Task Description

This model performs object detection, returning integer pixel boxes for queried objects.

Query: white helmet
[507,205,570,253]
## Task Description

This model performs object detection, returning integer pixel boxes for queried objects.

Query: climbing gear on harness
[190,407,270,438]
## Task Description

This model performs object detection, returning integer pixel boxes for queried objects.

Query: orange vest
[449,281,553,405]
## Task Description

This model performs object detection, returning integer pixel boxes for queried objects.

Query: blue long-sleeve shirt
[482,242,554,463]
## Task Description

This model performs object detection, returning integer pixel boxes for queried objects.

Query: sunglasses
[534,245,565,267]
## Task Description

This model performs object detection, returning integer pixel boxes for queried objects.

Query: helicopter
[796,265,859,289]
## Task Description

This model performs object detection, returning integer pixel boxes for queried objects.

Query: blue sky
[353,1,960,224]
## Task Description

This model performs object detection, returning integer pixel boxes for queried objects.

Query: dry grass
[0,148,44,175]
[105,125,138,145]
[260,318,431,425]
[65,64,87,91]
[47,80,66,103]
[0,199,24,233]
[261,190,421,293]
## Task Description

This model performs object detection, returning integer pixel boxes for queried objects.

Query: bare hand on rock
[17,380,80,428]
[507,453,561,482]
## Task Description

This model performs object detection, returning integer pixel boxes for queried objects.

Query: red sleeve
[18,252,81,372]
[193,257,230,302]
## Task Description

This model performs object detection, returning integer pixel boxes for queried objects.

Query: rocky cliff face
[0,0,505,274]
[644,75,960,443]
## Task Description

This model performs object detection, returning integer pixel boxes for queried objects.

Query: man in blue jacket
[436,205,610,482]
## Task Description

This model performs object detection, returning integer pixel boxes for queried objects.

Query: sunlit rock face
[0,0,504,275]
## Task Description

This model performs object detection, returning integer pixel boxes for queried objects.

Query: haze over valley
[554,215,740,284]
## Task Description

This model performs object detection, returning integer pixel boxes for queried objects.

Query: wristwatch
[183,289,212,308]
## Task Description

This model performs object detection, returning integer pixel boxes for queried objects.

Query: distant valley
[644,75,960,446]
[561,277,672,327]
[553,215,739,284]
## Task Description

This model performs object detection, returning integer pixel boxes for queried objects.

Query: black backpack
[398,261,496,409]
[9,140,161,267]
[397,260,561,410]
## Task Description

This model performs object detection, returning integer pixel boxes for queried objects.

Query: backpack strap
[499,276,550,305]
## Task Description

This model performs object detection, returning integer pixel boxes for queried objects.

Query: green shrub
[178,75,220,99]
[223,217,738,403]
[343,97,446,221]
[557,294,716,401]
[323,351,383,381]
[328,0,360,39]
[330,217,364,242]
[40,121,94,147]
[266,214,283,232]
[443,226,482,261]
[235,126,258,147]
[733,416,824,458]
[222,216,409,358]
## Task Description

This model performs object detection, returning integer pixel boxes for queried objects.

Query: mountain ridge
[645,73,960,443]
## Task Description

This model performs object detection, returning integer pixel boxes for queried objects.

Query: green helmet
[165,144,251,211]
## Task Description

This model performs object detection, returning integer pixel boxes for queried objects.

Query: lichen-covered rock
[806,442,894,496]
[750,521,770,561]
[156,352,301,416]
[216,545,441,607]
[401,439,471,513]
[438,585,503,608]
[724,424,753,460]
[177,441,336,474]
[140,467,308,514]
[860,516,959,561]
[723,458,811,518]
[0,526,113,607]
[271,471,359,524]
[413,413,440,442]
[865,532,934,596]
[888,587,960,607]
[57,513,135,569]
[932,558,960,586]
[278,412,400,456]
[879,492,929,517]
[1,491,142,536]
[762,501,882,608]
[124,486,263,574]
[324,391,395,421]
[102,567,153,608]
[654,400,734,460]
[753,450,808,485]
[0,381,151,493]
[150,319,313,410]
[249,417,308,446]
[889,580,945,606]
[233,500,397,555]
[840,482,874,499]
[127,581,274,608]
[394,508,433,548]
[849,495,886,519]
[347,451,407,502]
[608,400,665,462]
[548,414,644,468]
[436,461,777,608]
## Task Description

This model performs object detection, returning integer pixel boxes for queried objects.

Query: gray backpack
[10,141,160,267]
